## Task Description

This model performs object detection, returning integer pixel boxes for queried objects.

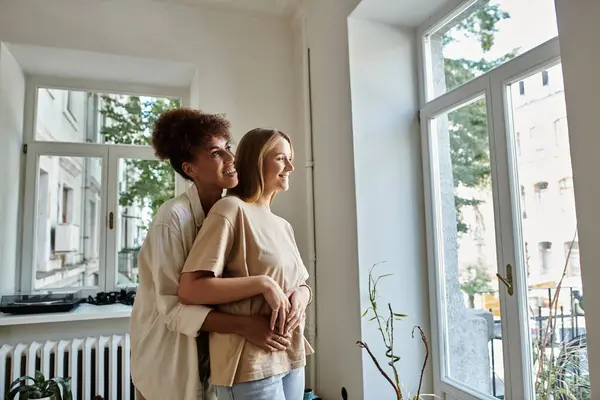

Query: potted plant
[5,371,72,400]
[357,263,434,400]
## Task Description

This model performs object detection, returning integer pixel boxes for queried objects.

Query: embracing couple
[129,108,313,400]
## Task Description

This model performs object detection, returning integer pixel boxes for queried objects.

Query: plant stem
[388,303,401,392]
[534,228,577,394]
[413,326,429,400]
[357,341,402,399]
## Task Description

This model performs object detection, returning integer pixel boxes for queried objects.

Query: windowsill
[0,303,131,327]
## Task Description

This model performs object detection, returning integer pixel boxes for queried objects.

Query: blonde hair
[228,128,293,204]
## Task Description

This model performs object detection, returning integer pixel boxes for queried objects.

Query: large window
[22,87,179,293]
[423,0,559,100]
[420,1,589,399]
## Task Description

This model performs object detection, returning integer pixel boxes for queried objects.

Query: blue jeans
[215,368,305,400]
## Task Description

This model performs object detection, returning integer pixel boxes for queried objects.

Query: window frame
[18,76,188,294]
[419,13,562,396]
[63,90,78,128]
[419,0,559,103]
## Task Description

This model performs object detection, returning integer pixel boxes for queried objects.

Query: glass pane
[35,88,179,145]
[116,158,175,286]
[425,0,558,99]
[508,64,589,399]
[431,96,504,397]
[34,155,102,289]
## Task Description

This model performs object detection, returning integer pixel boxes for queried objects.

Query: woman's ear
[182,162,196,179]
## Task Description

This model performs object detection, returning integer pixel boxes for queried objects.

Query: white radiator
[0,334,133,400]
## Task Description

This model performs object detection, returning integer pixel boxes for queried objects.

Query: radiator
[0,334,134,400]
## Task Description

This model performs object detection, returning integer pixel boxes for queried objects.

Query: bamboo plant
[357,263,433,400]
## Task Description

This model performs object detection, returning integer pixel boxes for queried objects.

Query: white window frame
[63,90,78,129]
[105,144,157,290]
[19,76,188,295]
[419,8,562,396]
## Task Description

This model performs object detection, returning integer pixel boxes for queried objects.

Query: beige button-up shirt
[130,184,216,400]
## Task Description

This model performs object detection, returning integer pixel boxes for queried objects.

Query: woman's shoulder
[152,193,194,230]
[209,196,247,218]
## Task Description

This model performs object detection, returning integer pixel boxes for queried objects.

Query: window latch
[496,264,514,296]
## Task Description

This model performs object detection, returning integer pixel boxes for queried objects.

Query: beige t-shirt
[182,196,313,387]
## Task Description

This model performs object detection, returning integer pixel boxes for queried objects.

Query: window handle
[109,212,114,230]
[496,264,514,296]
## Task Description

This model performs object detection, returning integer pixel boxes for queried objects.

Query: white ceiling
[157,0,303,15]
[351,0,456,28]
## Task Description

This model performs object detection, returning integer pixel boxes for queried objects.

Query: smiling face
[227,129,294,205]
[262,135,294,194]
[182,136,238,191]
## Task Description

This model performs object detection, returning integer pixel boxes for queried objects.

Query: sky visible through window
[443,0,558,63]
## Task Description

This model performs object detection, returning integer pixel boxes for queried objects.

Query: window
[566,241,580,276]
[519,81,525,95]
[420,2,586,398]
[539,241,553,275]
[559,177,573,193]
[542,70,550,86]
[61,184,73,224]
[423,0,559,100]
[534,181,549,204]
[559,177,575,213]
[22,86,179,293]
[554,117,569,147]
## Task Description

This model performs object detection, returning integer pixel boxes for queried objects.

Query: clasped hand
[261,277,309,335]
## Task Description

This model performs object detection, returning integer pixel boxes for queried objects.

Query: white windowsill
[0,303,131,327]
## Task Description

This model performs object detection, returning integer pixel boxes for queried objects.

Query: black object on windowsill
[86,289,135,306]
[0,292,84,315]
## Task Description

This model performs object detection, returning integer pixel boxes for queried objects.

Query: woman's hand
[284,286,310,334]
[260,276,291,334]
[240,316,292,352]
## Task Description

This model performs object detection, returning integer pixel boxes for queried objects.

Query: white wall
[348,18,431,398]
[6,0,295,138]
[555,0,600,394]
[0,0,305,286]
[298,0,364,398]
[0,44,25,294]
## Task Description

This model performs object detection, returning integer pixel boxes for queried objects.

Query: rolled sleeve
[167,303,212,337]
[148,224,212,337]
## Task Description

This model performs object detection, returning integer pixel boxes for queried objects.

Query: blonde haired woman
[178,128,312,400]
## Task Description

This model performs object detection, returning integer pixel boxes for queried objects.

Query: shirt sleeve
[146,224,212,337]
[182,213,235,277]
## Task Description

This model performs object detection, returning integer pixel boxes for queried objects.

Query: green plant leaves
[5,371,72,400]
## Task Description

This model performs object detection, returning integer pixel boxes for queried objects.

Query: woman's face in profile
[263,136,294,193]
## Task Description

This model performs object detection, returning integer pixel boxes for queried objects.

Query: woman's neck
[255,190,275,209]
[195,184,222,215]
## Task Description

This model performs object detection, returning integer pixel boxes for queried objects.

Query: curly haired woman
[130,109,292,400]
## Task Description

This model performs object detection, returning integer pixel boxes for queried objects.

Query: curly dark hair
[151,108,231,180]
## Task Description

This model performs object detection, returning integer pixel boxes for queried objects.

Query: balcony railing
[482,287,588,399]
